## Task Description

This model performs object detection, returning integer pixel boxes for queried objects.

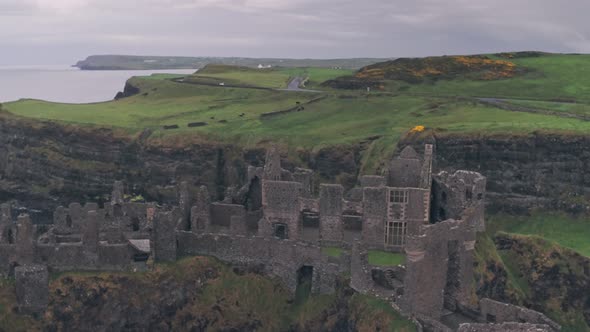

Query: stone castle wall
[177,231,340,294]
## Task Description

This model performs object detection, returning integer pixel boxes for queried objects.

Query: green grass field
[503,99,590,117]
[184,64,352,89]
[487,212,590,257]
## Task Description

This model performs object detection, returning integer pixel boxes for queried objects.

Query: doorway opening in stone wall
[245,176,262,211]
[295,265,313,304]
[2,226,14,244]
[131,217,140,232]
[444,240,460,312]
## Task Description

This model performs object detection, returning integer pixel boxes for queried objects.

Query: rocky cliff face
[0,118,245,222]
[1,114,588,222]
[475,232,590,331]
[402,132,590,214]
[0,115,363,222]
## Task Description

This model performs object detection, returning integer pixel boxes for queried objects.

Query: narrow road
[287,77,305,90]
[281,77,321,93]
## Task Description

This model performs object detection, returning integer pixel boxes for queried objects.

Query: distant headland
[73,55,391,71]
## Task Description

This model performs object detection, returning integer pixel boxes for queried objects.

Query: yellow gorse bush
[410,125,425,133]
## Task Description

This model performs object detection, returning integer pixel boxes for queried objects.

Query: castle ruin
[0,144,559,331]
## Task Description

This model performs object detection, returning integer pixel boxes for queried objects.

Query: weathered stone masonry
[0,144,560,331]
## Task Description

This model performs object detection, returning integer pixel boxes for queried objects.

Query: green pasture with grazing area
[186,65,292,89]
[5,72,590,153]
[502,99,590,117]
[4,76,315,131]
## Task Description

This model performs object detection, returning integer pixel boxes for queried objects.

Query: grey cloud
[0,0,589,64]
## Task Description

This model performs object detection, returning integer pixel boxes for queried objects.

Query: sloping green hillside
[476,212,590,332]
[329,52,590,102]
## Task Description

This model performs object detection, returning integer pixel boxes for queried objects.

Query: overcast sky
[1,0,589,65]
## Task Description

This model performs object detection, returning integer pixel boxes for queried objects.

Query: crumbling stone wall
[177,181,192,230]
[176,231,338,294]
[152,210,177,262]
[402,217,476,319]
[361,187,387,249]
[431,171,486,230]
[263,146,282,181]
[350,241,374,293]
[0,203,14,245]
[82,210,99,262]
[458,322,552,332]
[293,168,314,198]
[319,184,344,245]
[404,188,431,237]
[479,298,560,331]
[360,175,385,188]
[210,203,246,229]
[16,214,34,264]
[191,185,211,232]
[0,244,16,276]
[15,264,48,315]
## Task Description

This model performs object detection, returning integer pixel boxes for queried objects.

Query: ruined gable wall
[260,180,302,239]
[388,158,422,188]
